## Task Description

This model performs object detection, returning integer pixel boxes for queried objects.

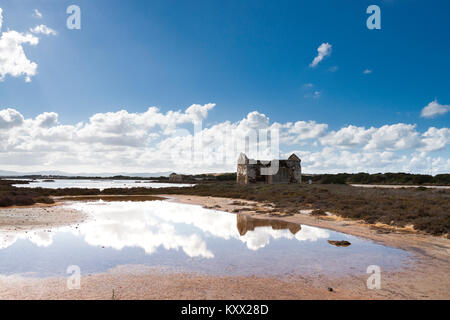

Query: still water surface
[0,201,412,278]
[12,179,194,190]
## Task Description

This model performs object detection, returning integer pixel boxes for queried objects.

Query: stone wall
[236,153,302,184]
[169,174,184,182]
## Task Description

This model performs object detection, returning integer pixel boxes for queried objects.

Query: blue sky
[0,0,449,174]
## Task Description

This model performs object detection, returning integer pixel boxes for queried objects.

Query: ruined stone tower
[236,153,302,184]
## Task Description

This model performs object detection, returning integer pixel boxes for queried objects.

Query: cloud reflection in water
[0,201,329,258]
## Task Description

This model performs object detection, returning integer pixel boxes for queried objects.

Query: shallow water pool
[12,179,195,190]
[0,201,412,278]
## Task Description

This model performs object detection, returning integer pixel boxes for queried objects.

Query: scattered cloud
[0,8,55,82]
[304,90,321,99]
[421,100,450,118]
[328,66,338,72]
[309,43,332,68]
[303,83,321,99]
[30,24,57,36]
[0,104,448,174]
[0,30,39,82]
[33,9,42,19]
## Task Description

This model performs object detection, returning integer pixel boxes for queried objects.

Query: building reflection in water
[236,214,301,236]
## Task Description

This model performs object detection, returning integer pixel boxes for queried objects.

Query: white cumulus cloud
[421,100,450,118]
[0,108,24,129]
[0,8,52,82]
[364,124,421,151]
[287,121,328,143]
[35,112,58,128]
[0,103,448,174]
[310,43,332,68]
[30,24,57,36]
[0,30,39,82]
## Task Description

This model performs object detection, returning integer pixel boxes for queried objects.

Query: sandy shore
[163,195,450,299]
[163,195,450,261]
[0,265,361,300]
[0,195,448,300]
[0,205,86,234]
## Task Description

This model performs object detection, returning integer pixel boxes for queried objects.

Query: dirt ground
[164,195,450,261]
[0,265,360,300]
[0,205,86,234]
[0,195,448,300]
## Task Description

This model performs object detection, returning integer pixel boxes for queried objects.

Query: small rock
[327,240,351,247]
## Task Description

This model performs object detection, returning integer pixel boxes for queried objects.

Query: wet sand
[0,265,361,300]
[0,205,86,234]
[0,195,448,300]
[0,262,447,299]
[163,195,450,299]
[165,195,450,261]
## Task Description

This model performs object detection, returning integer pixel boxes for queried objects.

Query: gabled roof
[237,153,249,164]
[288,153,300,161]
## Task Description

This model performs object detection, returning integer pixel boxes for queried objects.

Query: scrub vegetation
[0,180,55,207]
[1,178,448,237]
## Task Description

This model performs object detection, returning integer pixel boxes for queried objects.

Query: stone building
[236,153,301,184]
[169,173,188,182]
